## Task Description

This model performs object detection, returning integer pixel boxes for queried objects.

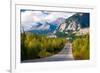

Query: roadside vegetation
[72,34,89,60]
[21,32,66,61]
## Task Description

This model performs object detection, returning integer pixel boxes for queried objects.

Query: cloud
[21,10,75,31]
[44,12,75,22]
[21,11,47,31]
[21,11,42,23]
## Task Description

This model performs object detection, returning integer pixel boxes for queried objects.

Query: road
[22,41,74,63]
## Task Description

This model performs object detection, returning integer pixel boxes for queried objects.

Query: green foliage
[72,34,89,60]
[55,31,67,37]
[21,32,66,61]
[38,49,51,58]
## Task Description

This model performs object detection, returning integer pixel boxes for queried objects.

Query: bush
[21,32,66,61]
[72,34,89,60]
[38,49,51,58]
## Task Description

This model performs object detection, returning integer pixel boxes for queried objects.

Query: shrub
[21,32,66,61]
[72,34,89,60]
[38,49,51,58]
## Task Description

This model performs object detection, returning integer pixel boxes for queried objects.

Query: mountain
[54,13,90,37]
[26,13,89,35]
[27,17,66,35]
[65,13,90,28]
[27,21,57,35]
[56,13,89,33]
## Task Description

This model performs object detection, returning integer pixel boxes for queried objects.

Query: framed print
[11,0,96,73]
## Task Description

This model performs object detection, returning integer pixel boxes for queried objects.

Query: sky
[21,9,75,31]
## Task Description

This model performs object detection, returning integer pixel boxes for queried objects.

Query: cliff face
[56,13,89,34]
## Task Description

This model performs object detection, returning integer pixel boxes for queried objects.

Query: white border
[11,3,96,73]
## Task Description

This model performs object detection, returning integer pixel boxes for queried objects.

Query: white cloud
[21,10,75,31]
[44,12,75,22]
[21,11,45,31]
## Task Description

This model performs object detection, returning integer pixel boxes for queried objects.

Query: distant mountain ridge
[26,13,89,35]
[67,13,90,28]
[56,13,89,33]
[27,17,66,34]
